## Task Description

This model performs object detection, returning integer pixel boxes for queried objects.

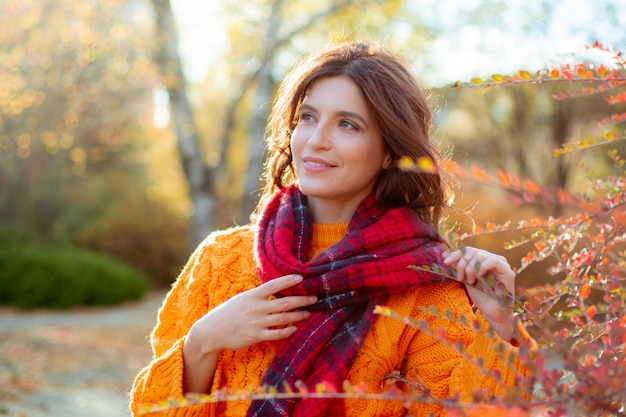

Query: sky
[169,0,626,88]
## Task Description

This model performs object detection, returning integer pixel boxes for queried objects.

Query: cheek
[290,128,302,151]
[354,143,386,167]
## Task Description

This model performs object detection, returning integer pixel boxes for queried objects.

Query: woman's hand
[182,274,316,393]
[190,274,317,351]
[442,247,516,342]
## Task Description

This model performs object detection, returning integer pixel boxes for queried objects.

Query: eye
[340,119,358,130]
[297,112,315,124]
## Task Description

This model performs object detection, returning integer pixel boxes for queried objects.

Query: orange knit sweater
[130,224,535,416]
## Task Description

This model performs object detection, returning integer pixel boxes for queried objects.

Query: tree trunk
[151,0,217,249]
[239,0,282,220]
[551,100,572,217]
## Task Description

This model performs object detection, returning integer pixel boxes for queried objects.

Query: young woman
[130,40,535,417]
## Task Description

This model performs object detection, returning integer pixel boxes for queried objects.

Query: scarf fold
[248,184,447,417]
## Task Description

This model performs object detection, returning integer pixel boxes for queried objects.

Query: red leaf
[470,166,493,184]
[523,179,541,195]
[580,284,590,300]
[496,169,512,187]
[586,305,597,320]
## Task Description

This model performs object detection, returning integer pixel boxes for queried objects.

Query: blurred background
[1,0,625,302]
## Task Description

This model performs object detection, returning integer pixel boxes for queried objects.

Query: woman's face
[290,76,390,223]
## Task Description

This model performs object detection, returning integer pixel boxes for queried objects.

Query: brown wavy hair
[257,40,449,228]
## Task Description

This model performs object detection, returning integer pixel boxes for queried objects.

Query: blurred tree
[0,0,158,238]
[151,0,214,250]
[0,0,191,283]
[437,80,614,217]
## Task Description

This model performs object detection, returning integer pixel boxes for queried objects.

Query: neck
[306,196,361,224]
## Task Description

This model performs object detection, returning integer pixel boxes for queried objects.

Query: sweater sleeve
[128,232,223,417]
[404,280,537,417]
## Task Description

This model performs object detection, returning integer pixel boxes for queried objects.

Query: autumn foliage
[445,42,626,416]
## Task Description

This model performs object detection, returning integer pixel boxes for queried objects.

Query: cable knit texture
[130,224,536,417]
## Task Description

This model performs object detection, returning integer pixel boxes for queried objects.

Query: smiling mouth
[305,161,333,168]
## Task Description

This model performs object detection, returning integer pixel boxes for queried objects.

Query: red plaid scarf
[249,184,447,417]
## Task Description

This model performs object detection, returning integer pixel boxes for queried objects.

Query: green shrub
[0,239,151,310]
[75,200,190,288]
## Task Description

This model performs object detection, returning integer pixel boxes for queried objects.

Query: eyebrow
[299,103,371,128]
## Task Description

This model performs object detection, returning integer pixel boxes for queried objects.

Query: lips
[302,156,335,168]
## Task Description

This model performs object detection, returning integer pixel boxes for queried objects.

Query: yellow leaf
[491,74,503,82]
[416,156,438,173]
[397,156,414,171]
[471,77,482,85]
[519,70,532,80]
[374,305,391,316]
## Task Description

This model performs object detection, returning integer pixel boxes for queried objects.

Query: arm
[129,240,214,416]
[129,230,317,416]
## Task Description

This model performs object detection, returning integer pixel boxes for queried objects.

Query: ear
[382,153,393,169]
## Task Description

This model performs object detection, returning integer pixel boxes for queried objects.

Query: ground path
[0,290,167,417]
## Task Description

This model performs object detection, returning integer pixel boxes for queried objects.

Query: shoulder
[177,225,256,290]
[200,224,255,248]
[191,225,260,304]
[193,225,255,262]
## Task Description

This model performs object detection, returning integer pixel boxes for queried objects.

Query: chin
[296,183,319,197]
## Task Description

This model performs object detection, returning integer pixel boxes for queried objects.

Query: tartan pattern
[249,184,447,417]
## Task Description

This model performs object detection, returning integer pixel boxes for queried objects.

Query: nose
[307,119,332,149]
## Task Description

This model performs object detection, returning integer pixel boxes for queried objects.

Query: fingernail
[294,275,303,282]
[309,296,317,303]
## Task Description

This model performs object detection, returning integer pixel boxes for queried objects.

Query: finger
[259,326,299,342]
[477,258,504,277]
[472,273,513,302]
[262,310,311,328]
[462,258,483,286]
[255,274,303,298]
[464,259,480,285]
[267,295,317,314]
[453,254,471,282]
[475,258,515,293]
[476,256,507,277]
[442,249,462,265]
